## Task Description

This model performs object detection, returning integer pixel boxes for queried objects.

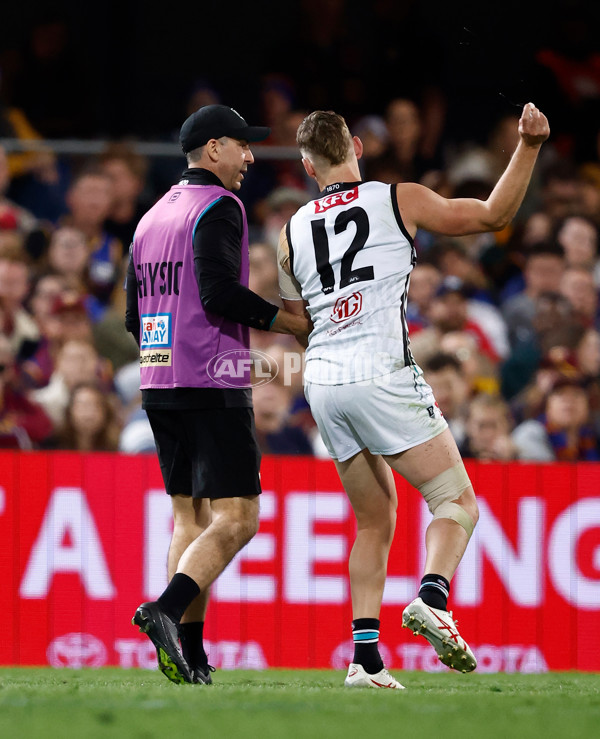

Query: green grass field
[1,668,599,739]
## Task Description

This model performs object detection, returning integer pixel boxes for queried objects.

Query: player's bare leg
[384,428,478,671]
[383,428,478,580]
[423,511,471,581]
[335,449,404,689]
[335,449,397,618]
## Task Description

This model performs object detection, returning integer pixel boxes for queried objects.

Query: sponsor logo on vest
[168,192,181,202]
[207,349,278,388]
[47,633,107,668]
[330,291,363,323]
[315,187,359,213]
[141,313,171,349]
[140,350,172,366]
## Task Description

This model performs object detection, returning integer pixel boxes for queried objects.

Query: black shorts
[146,407,262,499]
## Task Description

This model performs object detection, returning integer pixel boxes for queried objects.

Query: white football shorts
[305,364,448,462]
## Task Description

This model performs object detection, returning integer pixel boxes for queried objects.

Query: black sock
[157,573,201,623]
[419,574,450,611]
[352,618,384,674]
[178,621,208,671]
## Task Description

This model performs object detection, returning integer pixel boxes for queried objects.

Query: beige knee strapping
[417,463,475,537]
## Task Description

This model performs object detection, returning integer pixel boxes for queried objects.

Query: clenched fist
[518,102,550,148]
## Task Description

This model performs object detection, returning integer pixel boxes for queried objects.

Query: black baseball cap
[179,105,271,153]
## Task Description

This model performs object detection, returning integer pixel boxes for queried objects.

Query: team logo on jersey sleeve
[330,291,363,323]
[140,313,172,366]
[315,187,359,212]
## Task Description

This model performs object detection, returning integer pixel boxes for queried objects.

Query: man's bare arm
[269,226,311,346]
[277,225,304,299]
[398,102,550,237]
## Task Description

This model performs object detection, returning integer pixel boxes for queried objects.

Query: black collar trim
[319,181,362,197]
[179,168,224,188]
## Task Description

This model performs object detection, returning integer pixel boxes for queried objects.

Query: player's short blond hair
[296,111,353,167]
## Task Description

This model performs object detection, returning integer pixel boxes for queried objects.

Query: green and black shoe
[132,602,193,685]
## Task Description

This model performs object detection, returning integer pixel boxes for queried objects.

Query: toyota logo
[47,633,107,668]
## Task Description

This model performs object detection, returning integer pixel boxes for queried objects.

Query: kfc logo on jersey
[330,292,363,323]
[315,187,359,213]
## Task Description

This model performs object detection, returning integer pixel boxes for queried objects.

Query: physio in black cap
[126,105,310,686]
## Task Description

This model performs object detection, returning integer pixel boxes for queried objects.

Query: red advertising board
[1,451,600,673]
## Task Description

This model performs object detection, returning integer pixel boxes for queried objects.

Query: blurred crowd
[1,3,600,461]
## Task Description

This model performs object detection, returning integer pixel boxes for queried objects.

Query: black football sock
[418,573,450,611]
[178,621,208,670]
[157,573,201,623]
[352,618,384,674]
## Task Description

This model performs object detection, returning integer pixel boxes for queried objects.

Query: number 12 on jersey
[310,206,374,294]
